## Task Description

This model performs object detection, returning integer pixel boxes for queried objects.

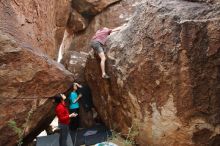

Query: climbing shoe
[102,74,110,79]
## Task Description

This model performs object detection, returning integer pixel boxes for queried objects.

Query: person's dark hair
[54,94,62,104]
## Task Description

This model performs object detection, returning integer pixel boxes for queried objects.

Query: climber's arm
[112,23,127,32]
[74,82,82,88]
[74,94,82,103]
[112,27,121,32]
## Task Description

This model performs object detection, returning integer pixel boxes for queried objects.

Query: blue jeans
[59,123,69,146]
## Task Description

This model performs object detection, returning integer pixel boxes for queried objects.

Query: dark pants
[69,108,80,131]
[59,123,69,146]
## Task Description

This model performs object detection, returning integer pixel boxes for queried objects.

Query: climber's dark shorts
[90,40,104,54]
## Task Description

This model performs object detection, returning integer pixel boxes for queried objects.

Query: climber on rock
[90,25,124,79]
[54,94,77,146]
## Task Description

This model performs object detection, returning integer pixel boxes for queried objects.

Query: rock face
[0,0,70,59]
[186,0,220,4]
[61,51,88,83]
[85,0,220,145]
[66,9,88,34]
[0,32,74,146]
[71,0,120,19]
[0,0,73,145]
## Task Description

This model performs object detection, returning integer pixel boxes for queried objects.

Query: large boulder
[85,0,220,145]
[0,0,72,145]
[71,0,120,19]
[0,32,74,146]
[66,9,88,35]
[0,0,70,59]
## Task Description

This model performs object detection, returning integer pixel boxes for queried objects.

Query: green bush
[8,120,23,146]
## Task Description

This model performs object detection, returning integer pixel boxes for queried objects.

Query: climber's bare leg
[98,52,109,78]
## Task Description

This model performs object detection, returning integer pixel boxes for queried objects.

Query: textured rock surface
[0,0,72,145]
[61,51,88,83]
[79,105,95,128]
[85,0,220,145]
[186,0,220,4]
[67,9,88,34]
[0,0,70,59]
[69,0,137,52]
[71,0,120,19]
[0,32,74,146]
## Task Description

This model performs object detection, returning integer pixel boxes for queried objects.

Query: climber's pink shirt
[92,28,112,45]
